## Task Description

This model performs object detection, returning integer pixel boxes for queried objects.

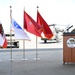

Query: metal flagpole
[9,6,13,61]
[22,7,27,60]
[34,6,40,60]
[22,39,27,60]
[34,36,40,60]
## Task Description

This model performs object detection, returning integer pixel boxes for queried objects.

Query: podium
[63,33,75,64]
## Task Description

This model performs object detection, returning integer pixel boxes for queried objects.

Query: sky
[0,0,75,33]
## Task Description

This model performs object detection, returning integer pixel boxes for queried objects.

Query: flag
[37,10,53,39]
[0,23,7,48]
[12,18,31,40]
[24,11,42,37]
[2,37,7,48]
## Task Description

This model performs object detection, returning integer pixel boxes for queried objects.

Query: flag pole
[22,7,27,60]
[34,6,40,60]
[22,39,27,60]
[35,36,40,60]
[9,6,13,61]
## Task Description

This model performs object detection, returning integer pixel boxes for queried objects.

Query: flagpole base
[21,58,27,61]
[34,57,40,60]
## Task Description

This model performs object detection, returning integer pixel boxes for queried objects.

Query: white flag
[12,18,31,40]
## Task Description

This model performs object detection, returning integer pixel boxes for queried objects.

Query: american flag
[0,24,4,36]
[0,23,7,48]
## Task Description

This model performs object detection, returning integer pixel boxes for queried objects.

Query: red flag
[2,37,7,48]
[24,11,42,37]
[0,23,7,48]
[37,10,53,39]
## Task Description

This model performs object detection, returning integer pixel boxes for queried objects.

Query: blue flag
[12,18,31,40]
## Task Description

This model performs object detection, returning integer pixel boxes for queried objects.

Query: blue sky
[0,0,75,33]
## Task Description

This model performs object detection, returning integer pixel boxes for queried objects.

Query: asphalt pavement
[0,42,75,75]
